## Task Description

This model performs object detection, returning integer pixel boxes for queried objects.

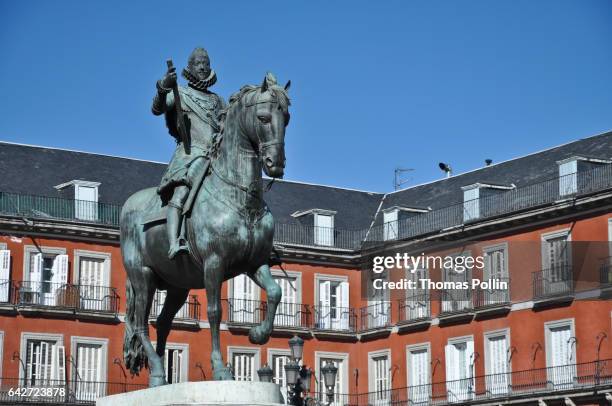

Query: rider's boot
[167,201,189,260]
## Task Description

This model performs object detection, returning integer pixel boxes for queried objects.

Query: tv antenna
[394,168,415,190]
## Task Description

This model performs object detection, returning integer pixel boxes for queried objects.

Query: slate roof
[0,129,610,233]
[0,142,383,230]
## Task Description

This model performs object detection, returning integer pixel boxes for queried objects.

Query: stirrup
[168,240,190,260]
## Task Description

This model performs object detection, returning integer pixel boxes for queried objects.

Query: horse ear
[284,80,291,91]
[261,74,268,92]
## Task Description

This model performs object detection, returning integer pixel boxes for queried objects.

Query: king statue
[152,47,226,259]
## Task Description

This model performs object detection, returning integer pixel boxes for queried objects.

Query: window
[367,272,390,329]
[541,231,572,296]
[269,350,291,403]
[484,330,510,395]
[317,277,349,330]
[482,244,509,305]
[228,347,260,382]
[407,344,430,404]
[314,213,334,246]
[230,274,258,323]
[0,249,10,303]
[75,251,110,311]
[316,354,347,406]
[383,209,398,241]
[74,182,100,221]
[152,290,190,319]
[559,160,578,196]
[445,337,475,402]
[545,320,576,389]
[164,347,185,384]
[463,187,479,222]
[404,266,428,320]
[73,341,105,400]
[441,253,471,313]
[23,247,68,307]
[368,350,391,405]
[21,333,65,386]
[273,272,300,327]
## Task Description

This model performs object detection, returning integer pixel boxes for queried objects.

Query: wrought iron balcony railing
[533,264,574,300]
[150,290,200,322]
[0,377,146,404]
[439,289,473,314]
[17,281,119,314]
[224,298,311,330]
[359,302,392,331]
[367,164,612,244]
[398,293,431,323]
[308,359,612,406]
[273,223,367,250]
[311,305,358,333]
[473,276,511,308]
[0,191,120,226]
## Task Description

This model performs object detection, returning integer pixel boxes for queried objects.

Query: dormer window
[462,183,515,223]
[291,209,337,247]
[557,156,611,197]
[55,180,100,221]
[382,206,430,241]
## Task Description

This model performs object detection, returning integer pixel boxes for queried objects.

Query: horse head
[233,72,291,179]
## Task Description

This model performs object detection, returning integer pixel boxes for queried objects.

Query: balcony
[397,293,431,332]
[16,281,119,319]
[273,223,366,251]
[473,276,511,318]
[438,289,474,325]
[311,305,358,340]
[533,265,574,308]
[359,302,392,340]
[150,290,200,328]
[0,377,146,404]
[309,359,612,406]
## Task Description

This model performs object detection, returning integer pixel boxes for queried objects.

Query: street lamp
[289,335,304,361]
[257,363,274,383]
[282,335,336,406]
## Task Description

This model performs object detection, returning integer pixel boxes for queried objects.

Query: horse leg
[155,287,190,381]
[247,264,281,344]
[129,266,166,387]
[203,255,233,380]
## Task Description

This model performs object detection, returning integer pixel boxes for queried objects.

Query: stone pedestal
[96,381,285,406]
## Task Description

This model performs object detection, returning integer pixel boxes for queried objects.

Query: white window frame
[368,349,391,398]
[19,332,64,380]
[314,212,335,247]
[383,208,399,241]
[445,335,475,403]
[462,186,480,222]
[544,318,577,389]
[406,342,431,403]
[70,335,108,400]
[0,330,4,379]
[227,346,261,381]
[268,348,291,403]
[483,328,511,395]
[558,159,578,196]
[165,342,189,383]
[73,250,111,287]
[314,274,350,330]
[23,246,67,281]
[544,318,577,366]
[314,351,349,400]
[441,251,472,313]
[541,229,572,269]
[271,269,302,328]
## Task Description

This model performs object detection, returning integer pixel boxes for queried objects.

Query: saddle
[142,160,211,227]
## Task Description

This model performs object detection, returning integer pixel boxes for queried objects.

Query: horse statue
[119,73,291,387]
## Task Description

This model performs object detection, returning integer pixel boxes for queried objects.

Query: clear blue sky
[1,1,611,193]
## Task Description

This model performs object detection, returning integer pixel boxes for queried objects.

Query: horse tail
[123,277,147,375]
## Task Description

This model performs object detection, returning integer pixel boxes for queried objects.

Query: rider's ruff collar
[182,68,217,91]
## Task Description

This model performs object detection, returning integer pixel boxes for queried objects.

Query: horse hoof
[213,367,234,381]
[249,326,270,345]
[149,374,167,387]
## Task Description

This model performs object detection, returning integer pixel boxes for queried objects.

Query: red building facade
[0,132,611,405]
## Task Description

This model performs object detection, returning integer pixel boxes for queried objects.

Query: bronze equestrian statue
[120,48,291,387]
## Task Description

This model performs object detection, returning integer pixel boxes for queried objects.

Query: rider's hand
[161,67,177,89]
